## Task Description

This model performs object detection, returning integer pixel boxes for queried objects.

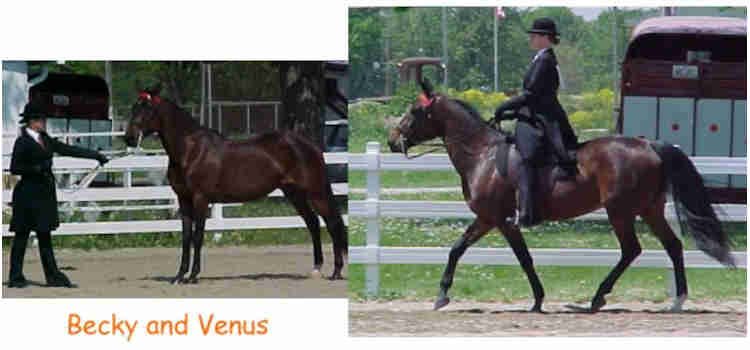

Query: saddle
[494,115,578,179]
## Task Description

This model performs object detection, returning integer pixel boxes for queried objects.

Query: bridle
[395,94,484,159]
[396,124,446,159]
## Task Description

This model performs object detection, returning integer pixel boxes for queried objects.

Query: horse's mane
[161,99,221,137]
[448,97,509,136]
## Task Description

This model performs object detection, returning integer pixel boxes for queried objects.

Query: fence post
[212,204,223,220]
[124,168,132,188]
[365,142,381,297]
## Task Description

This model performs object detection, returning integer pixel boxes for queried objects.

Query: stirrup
[506,210,521,226]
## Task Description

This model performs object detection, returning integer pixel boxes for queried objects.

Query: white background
[1,0,748,347]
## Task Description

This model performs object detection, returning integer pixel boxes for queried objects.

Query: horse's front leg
[187,196,209,284]
[499,222,545,312]
[173,198,193,284]
[434,219,492,310]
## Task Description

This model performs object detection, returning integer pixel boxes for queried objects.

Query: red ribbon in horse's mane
[138,92,161,104]
[418,93,433,108]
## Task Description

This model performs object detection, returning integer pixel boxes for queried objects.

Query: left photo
[1,61,348,298]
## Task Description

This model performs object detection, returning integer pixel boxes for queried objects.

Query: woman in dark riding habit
[7,101,109,288]
[491,17,578,226]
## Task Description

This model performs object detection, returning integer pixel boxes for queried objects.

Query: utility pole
[442,7,448,87]
[494,9,498,92]
[104,61,112,118]
[383,8,392,96]
[494,7,505,92]
[612,7,618,96]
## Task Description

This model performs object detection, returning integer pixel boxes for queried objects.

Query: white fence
[1,153,348,237]
[348,142,747,296]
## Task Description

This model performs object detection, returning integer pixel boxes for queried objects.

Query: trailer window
[626,34,746,63]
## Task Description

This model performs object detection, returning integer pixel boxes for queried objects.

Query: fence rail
[1,152,348,237]
[347,142,747,297]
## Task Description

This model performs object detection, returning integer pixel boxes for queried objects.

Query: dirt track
[350,300,747,336]
[2,245,346,298]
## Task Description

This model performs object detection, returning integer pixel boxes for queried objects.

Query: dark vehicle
[324,61,348,186]
[397,57,446,85]
[30,72,112,153]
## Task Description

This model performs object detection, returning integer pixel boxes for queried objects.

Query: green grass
[349,170,460,189]
[349,218,747,250]
[348,218,747,302]
[348,264,747,303]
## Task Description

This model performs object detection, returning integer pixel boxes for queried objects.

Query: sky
[570,7,606,21]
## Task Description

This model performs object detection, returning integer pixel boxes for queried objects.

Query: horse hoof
[530,304,544,313]
[668,294,687,313]
[171,277,186,285]
[564,303,595,313]
[187,277,199,284]
[328,273,344,281]
[590,297,606,312]
[434,297,450,311]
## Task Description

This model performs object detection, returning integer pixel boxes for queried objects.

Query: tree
[278,62,326,146]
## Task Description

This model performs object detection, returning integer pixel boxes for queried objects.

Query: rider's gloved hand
[493,105,510,121]
[96,154,109,166]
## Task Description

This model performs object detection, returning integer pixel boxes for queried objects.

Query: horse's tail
[649,141,734,267]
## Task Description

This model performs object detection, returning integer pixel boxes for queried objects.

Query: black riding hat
[18,101,47,124]
[527,17,560,36]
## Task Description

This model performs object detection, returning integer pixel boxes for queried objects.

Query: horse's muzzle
[387,139,402,153]
[123,134,136,147]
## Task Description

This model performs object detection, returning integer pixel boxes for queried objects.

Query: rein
[400,138,446,159]
[59,133,145,194]
[398,122,503,159]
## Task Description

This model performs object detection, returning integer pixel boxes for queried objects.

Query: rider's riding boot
[547,120,577,181]
[518,161,541,227]
[37,231,74,288]
[8,231,30,288]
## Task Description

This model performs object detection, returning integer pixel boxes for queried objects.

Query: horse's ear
[420,78,434,98]
[134,79,143,94]
[148,82,162,96]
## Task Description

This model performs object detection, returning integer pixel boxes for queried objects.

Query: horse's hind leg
[187,196,209,284]
[173,197,194,285]
[498,223,545,312]
[588,208,641,312]
[642,203,688,311]
[309,189,347,280]
[434,219,492,310]
[282,186,324,276]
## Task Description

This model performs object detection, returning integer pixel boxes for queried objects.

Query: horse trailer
[617,16,747,203]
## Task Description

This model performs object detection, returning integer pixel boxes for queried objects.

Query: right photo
[348,6,747,336]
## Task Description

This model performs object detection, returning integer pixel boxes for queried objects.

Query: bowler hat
[18,101,47,124]
[527,17,560,36]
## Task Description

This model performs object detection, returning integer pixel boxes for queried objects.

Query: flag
[496,7,506,20]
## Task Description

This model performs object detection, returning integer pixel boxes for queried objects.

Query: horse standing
[124,86,347,283]
[387,81,733,312]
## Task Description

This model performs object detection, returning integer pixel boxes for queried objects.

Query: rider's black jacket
[496,48,577,149]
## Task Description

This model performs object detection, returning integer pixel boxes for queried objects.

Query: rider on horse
[490,17,578,227]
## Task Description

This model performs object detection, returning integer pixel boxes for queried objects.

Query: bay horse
[124,86,347,283]
[387,80,734,313]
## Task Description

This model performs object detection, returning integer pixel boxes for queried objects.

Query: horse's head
[387,79,445,154]
[125,84,164,147]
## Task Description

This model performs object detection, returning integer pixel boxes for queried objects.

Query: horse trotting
[387,79,733,313]
[124,85,347,284]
